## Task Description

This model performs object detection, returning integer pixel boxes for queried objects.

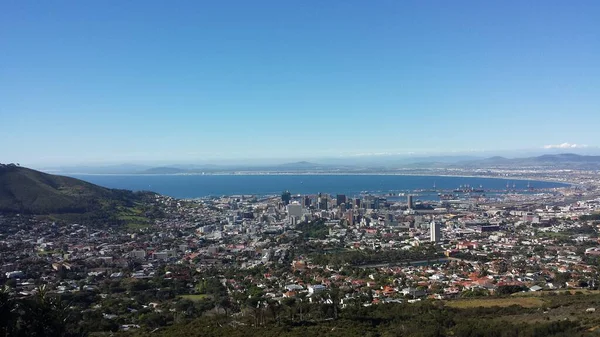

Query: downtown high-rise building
[430,221,441,243]
[336,194,347,206]
[281,191,292,205]
[318,193,328,210]
[287,202,303,219]
[303,195,312,207]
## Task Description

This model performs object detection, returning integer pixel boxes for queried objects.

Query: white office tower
[287,202,303,219]
[430,221,441,243]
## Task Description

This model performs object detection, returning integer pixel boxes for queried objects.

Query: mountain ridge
[0,163,158,227]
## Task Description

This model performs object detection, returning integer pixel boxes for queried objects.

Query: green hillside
[0,163,158,226]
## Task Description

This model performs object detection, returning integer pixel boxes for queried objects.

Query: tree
[496,285,527,296]
[554,272,571,287]
[279,297,294,322]
[140,312,169,328]
[477,261,489,277]
[266,299,281,325]
[0,287,17,336]
[330,284,341,320]
[14,285,82,337]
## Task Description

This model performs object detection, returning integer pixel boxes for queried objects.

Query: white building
[129,250,146,259]
[5,271,24,279]
[287,202,303,219]
[285,284,304,291]
[152,250,175,261]
[308,284,327,294]
[430,221,441,243]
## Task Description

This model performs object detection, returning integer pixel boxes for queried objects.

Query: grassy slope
[0,164,157,227]
[0,164,112,213]
[445,297,545,308]
[179,294,209,301]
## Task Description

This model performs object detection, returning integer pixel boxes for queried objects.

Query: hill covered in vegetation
[0,163,159,227]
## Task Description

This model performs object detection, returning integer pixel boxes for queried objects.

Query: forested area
[579,214,600,221]
[309,245,444,266]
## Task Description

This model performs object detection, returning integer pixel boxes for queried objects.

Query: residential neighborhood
[2,169,600,333]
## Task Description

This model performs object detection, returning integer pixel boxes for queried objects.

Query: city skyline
[2,1,599,166]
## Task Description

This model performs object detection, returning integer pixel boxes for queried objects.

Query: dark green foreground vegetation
[6,283,600,336]
[125,294,600,337]
[0,287,82,337]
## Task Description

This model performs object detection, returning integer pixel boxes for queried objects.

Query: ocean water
[68,174,567,199]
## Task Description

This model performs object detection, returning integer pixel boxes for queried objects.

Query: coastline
[63,171,574,187]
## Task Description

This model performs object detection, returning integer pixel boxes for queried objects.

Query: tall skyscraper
[318,193,328,210]
[281,191,292,205]
[346,210,354,226]
[336,194,347,206]
[430,221,441,243]
[303,195,311,207]
[373,198,380,210]
[363,196,374,209]
[407,195,414,209]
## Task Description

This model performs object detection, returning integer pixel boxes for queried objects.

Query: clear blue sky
[1,1,599,166]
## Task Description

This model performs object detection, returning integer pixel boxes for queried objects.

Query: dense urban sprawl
[2,169,600,334]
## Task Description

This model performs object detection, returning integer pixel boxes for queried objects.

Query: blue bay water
[68,174,567,199]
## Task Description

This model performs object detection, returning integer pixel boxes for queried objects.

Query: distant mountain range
[137,154,600,173]
[0,163,156,227]
[143,167,189,174]
[38,153,600,175]
[458,153,600,169]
